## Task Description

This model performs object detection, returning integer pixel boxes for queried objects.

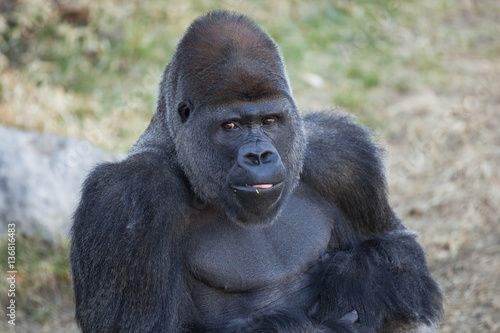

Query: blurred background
[0,0,499,332]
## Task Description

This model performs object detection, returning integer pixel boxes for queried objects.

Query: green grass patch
[0,235,74,323]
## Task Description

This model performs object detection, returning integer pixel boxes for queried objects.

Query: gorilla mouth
[229,181,285,223]
[231,182,284,193]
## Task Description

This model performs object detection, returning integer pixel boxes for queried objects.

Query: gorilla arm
[301,112,442,330]
[70,152,193,332]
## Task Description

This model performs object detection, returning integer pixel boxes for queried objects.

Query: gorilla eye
[262,117,276,126]
[222,122,237,130]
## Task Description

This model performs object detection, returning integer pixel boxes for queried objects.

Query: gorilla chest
[182,194,332,321]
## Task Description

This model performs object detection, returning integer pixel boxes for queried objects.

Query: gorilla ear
[178,102,191,123]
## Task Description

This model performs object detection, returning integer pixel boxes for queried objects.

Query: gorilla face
[175,96,305,227]
[137,12,308,226]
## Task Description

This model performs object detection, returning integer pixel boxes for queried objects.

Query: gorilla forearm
[188,312,373,333]
[301,113,441,329]
[314,231,442,331]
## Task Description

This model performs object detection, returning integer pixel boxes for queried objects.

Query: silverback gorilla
[70,11,442,333]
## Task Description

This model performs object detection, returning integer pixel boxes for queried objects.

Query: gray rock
[0,125,123,243]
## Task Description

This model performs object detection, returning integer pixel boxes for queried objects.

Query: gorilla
[70,11,442,333]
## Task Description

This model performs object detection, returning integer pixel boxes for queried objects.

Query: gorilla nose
[238,141,280,167]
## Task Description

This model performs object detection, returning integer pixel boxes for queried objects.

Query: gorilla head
[133,11,306,226]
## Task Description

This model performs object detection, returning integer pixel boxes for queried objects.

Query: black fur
[71,11,442,333]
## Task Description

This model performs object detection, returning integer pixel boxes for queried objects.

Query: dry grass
[0,0,499,332]
[386,88,500,332]
[377,3,500,331]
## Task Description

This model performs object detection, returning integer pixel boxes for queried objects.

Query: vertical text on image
[6,223,16,326]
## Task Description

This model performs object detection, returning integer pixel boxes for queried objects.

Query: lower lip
[250,184,273,189]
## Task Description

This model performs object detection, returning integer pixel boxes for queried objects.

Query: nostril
[242,150,276,165]
[260,151,273,163]
[244,153,260,165]
[238,142,279,167]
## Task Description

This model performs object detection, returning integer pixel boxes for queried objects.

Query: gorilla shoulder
[71,151,194,332]
[74,152,189,231]
[301,112,400,235]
